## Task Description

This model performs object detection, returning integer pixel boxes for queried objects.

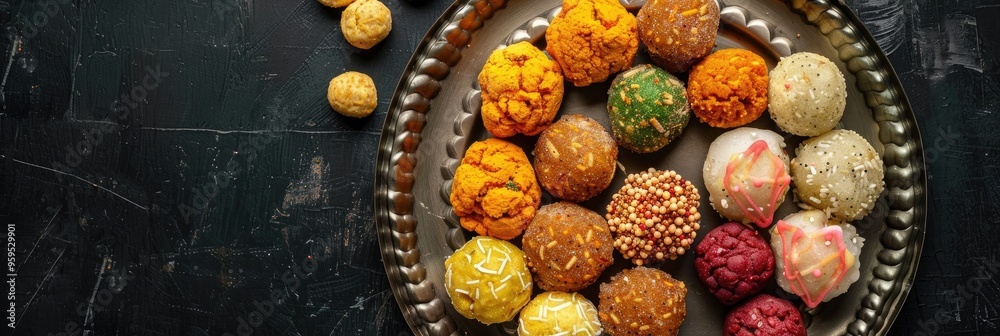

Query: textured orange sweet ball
[327,71,377,118]
[449,138,542,240]
[316,0,355,8]
[688,49,769,128]
[340,0,392,49]
[545,0,639,87]
[478,42,564,137]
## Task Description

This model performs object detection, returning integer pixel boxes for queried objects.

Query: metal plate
[374,0,926,335]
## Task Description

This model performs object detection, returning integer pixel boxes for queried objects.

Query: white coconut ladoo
[769,209,864,308]
[703,127,792,228]
[768,52,847,137]
[791,129,885,221]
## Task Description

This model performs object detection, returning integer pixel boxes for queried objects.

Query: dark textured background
[0,0,997,335]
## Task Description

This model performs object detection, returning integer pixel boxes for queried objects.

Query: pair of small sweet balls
[321,0,393,118]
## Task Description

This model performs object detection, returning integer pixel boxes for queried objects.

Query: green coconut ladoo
[607,64,691,153]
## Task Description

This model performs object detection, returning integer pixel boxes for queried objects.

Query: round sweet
[637,0,720,73]
[450,138,542,239]
[479,42,565,137]
[695,222,775,305]
[340,0,392,49]
[769,52,847,136]
[522,202,615,292]
[444,236,533,324]
[545,0,639,87]
[534,115,617,201]
[518,292,602,336]
[703,128,791,228]
[316,0,354,8]
[607,64,691,153]
[327,71,377,118]
[688,49,769,128]
[791,129,885,220]
[598,267,686,336]
[724,294,807,336]
[770,210,864,308]
[605,168,702,265]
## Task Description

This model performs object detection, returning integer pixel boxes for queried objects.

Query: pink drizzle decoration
[723,140,791,228]
[775,220,853,308]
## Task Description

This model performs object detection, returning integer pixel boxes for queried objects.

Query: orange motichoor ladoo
[479,41,564,137]
[449,138,541,240]
[546,0,639,87]
[688,49,769,128]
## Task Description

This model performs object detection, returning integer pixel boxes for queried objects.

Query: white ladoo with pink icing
[769,209,865,308]
[703,127,792,228]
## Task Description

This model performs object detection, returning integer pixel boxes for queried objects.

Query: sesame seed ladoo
[605,168,702,265]
[790,129,884,220]
[768,52,847,136]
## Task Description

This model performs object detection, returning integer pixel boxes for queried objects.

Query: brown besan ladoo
[522,202,614,292]
[533,115,618,202]
[599,267,687,335]
[637,0,720,73]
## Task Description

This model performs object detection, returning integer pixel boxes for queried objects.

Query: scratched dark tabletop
[0,0,997,335]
